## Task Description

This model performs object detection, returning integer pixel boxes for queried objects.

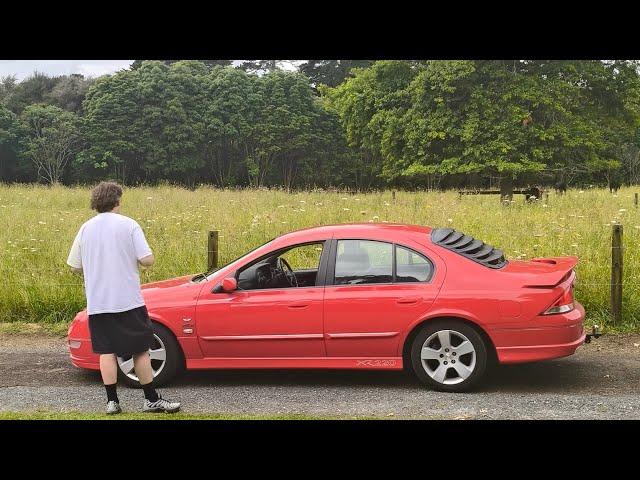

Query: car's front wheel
[410,320,488,392]
[117,322,182,388]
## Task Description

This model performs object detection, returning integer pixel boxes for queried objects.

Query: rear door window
[395,245,434,283]
[334,240,393,285]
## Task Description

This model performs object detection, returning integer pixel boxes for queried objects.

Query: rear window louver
[431,228,508,269]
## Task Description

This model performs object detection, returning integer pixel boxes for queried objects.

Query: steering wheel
[277,257,298,287]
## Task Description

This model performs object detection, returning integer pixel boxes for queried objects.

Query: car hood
[140,273,203,307]
[141,274,196,291]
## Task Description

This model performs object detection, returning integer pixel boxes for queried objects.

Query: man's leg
[99,353,118,384]
[133,351,181,413]
[99,354,121,414]
[132,351,158,400]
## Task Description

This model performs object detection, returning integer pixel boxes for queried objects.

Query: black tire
[410,320,488,392]
[118,322,183,388]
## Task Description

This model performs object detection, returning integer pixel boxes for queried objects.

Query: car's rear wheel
[410,320,488,392]
[117,322,182,388]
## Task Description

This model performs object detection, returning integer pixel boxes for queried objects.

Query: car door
[323,238,442,358]
[195,241,329,358]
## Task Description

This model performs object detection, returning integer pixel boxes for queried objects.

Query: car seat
[335,241,371,281]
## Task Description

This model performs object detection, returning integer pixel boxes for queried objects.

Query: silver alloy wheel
[420,329,476,385]
[117,333,167,382]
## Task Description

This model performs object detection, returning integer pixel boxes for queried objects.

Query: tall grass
[1,184,639,331]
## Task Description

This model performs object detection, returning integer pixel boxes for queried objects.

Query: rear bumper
[494,302,586,364]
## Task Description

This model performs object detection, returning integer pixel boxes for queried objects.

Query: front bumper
[493,302,586,364]
[68,336,100,370]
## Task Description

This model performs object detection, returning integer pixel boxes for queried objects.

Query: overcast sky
[0,60,303,81]
[0,60,134,80]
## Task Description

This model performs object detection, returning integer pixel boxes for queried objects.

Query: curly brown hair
[90,181,123,213]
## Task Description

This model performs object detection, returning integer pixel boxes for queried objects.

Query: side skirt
[186,357,404,370]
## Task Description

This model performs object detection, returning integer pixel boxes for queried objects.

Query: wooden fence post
[544,193,549,204]
[634,192,638,208]
[392,190,396,202]
[611,224,623,324]
[208,230,219,272]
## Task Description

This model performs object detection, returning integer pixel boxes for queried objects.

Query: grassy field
[0,411,364,420]
[1,183,640,332]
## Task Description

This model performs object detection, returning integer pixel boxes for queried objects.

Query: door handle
[396,296,420,305]
[288,302,310,309]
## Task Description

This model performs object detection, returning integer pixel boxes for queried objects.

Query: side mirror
[212,277,238,293]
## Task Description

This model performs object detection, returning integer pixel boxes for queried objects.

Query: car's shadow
[169,356,627,394]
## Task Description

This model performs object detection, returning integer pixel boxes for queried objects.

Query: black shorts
[88,305,155,356]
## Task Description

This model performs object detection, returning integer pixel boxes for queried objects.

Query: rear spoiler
[523,256,578,288]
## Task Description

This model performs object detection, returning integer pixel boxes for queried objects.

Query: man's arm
[67,229,83,274]
[138,254,155,267]
[132,223,154,269]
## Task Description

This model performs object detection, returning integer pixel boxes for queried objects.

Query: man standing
[67,181,181,415]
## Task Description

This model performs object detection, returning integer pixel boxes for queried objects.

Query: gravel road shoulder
[1,333,639,419]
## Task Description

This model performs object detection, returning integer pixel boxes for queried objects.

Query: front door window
[237,241,325,290]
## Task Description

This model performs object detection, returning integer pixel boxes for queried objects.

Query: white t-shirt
[67,212,153,315]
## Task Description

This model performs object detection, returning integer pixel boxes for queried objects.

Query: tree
[323,60,640,195]
[321,60,418,189]
[0,104,19,180]
[48,74,95,113]
[0,75,17,103]
[2,72,95,115]
[3,72,59,114]
[18,104,81,184]
[299,60,373,88]
[202,67,261,186]
[81,60,210,184]
[131,60,232,70]
[238,60,284,75]
[248,71,342,189]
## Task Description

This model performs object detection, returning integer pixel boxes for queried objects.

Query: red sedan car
[68,223,585,392]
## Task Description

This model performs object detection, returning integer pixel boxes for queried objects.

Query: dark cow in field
[609,178,622,194]
[524,186,542,202]
[554,181,567,195]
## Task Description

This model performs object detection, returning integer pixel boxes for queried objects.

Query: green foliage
[2,72,93,115]
[2,60,640,189]
[80,62,349,188]
[17,104,81,184]
[48,74,95,113]
[0,75,18,103]
[323,60,640,188]
[299,60,373,88]
[0,104,19,180]
[131,60,233,70]
[80,61,209,183]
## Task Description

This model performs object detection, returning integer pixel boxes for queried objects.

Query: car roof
[275,223,433,244]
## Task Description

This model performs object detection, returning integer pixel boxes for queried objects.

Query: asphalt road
[1,333,639,419]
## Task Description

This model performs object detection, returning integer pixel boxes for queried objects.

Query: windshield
[194,238,275,282]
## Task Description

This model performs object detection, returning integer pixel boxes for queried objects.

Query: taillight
[542,282,575,315]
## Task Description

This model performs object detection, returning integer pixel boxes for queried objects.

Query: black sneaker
[143,394,181,413]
